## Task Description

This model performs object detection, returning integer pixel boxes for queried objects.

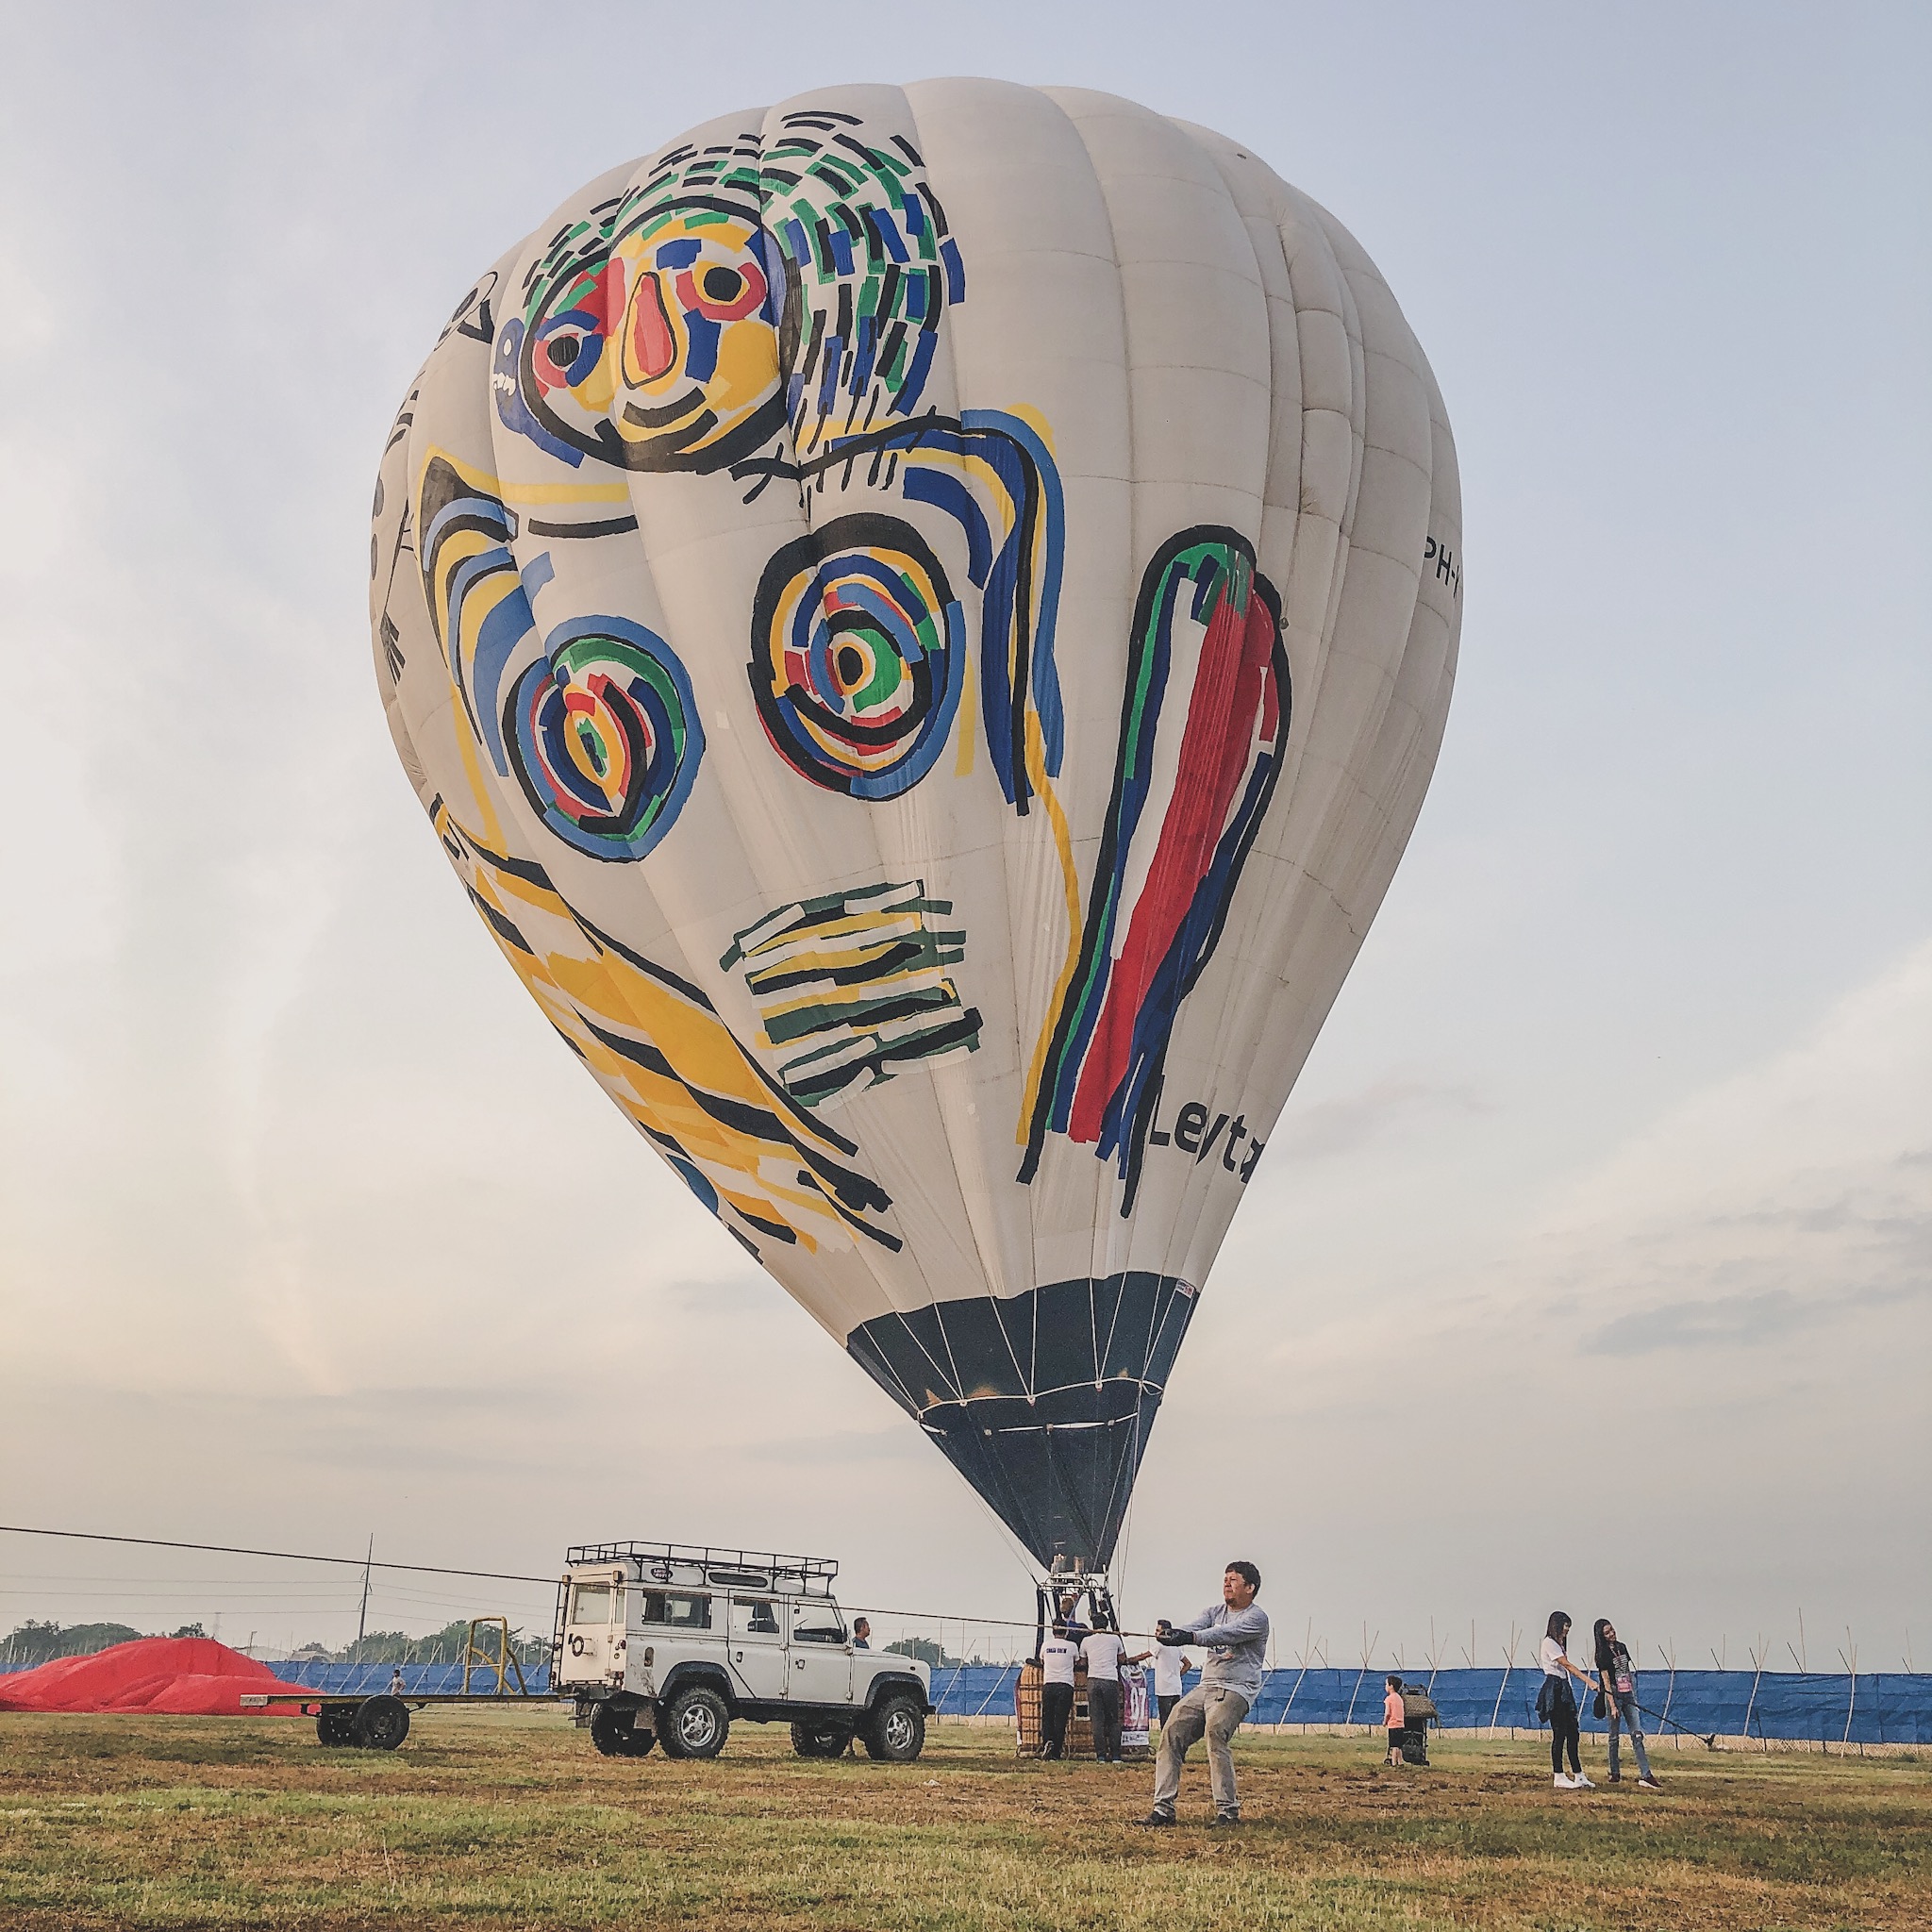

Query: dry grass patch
[0,1706,1924,1929]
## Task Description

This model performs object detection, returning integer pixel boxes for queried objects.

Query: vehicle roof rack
[565,1541,839,1595]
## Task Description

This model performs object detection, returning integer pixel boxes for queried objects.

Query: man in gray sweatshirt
[1135,1560,1268,1826]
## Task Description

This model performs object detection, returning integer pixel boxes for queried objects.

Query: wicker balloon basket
[1014,1659,1151,1758]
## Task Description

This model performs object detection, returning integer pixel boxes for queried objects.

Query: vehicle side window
[570,1584,613,1624]
[791,1605,846,1645]
[638,1591,711,1630]
[730,1596,785,1640]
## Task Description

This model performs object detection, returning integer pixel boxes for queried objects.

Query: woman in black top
[1592,1618,1660,1789]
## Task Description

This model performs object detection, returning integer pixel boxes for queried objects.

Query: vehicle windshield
[570,1583,614,1625]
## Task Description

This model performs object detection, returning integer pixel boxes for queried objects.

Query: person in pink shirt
[1383,1674,1407,1766]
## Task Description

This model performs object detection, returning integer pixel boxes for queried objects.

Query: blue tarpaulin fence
[4,1657,1924,1741]
[923,1666,1931,1744]
[255,1662,555,1697]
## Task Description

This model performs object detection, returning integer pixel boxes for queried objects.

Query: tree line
[2,1619,549,1670]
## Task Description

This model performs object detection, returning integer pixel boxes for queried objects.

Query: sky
[1,0,1926,1673]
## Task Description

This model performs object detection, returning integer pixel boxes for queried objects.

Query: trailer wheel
[861,1693,924,1763]
[591,1704,657,1758]
[316,1704,357,1747]
[350,1694,410,1752]
[791,1720,853,1757]
[658,1684,729,1759]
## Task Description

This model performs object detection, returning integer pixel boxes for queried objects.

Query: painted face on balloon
[506,208,788,474]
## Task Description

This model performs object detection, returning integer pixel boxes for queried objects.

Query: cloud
[1583,1280,1923,1357]
[742,1427,925,1468]
[1475,939,1932,1355]
[1268,1075,1492,1162]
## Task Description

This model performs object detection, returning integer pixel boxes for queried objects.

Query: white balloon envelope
[371,81,1462,1570]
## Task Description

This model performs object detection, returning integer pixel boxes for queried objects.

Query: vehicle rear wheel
[659,1684,729,1760]
[316,1704,357,1747]
[591,1703,657,1758]
[791,1720,853,1758]
[861,1693,924,1763]
[349,1694,410,1752]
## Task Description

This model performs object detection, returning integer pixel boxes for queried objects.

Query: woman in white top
[1538,1610,1595,1790]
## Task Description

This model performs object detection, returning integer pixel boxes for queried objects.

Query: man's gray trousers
[1150,1682,1250,1818]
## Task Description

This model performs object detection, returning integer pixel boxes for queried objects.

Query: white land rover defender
[553,1541,931,1762]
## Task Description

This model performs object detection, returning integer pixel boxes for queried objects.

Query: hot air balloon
[371,81,1461,1577]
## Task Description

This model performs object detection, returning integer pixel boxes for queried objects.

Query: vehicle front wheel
[791,1720,853,1758]
[591,1704,657,1758]
[659,1684,730,1760]
[349,1694,410,1752]
[861,1693,925,1763]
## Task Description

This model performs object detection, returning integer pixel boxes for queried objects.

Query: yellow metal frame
[459,1616,530,1698]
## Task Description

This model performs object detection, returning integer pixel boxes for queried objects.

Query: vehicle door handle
[795,1658,806,1670]
[734,1651,743,1662]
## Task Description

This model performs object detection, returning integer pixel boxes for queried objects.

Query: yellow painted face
[496,117,969,477]
[505,204,787,474]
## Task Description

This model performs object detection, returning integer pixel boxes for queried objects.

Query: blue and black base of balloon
[844,1272,1198,1571]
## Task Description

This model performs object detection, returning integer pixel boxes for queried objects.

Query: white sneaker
[1572,1773,1596,1789]
[1554,1773,1577,1789]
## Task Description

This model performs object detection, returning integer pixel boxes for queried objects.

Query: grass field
[0,1707,1924,1930]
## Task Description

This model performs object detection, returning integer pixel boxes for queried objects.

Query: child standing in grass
[1383,1674,1406,1765]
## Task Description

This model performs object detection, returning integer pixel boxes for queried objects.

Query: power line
[0,1521,1065,1638]
[0,1524,556,1586]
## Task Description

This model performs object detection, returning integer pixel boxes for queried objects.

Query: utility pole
[356,1535,374,1654]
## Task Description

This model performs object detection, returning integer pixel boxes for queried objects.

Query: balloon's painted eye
[532,316,600,392]
[507,618,705,861]
[680,254,769,323]
[751,512,965,801]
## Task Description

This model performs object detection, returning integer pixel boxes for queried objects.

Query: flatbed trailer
[244,1616,555,1751]
[246,1687,559,1751]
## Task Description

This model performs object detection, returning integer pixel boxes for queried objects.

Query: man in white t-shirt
[1038,1627,1079,1758]
[1081,1625,1127,1762]
[1130,1640,1195,1725]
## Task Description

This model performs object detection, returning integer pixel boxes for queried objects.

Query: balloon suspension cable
[1112,1487,1140,1632]
[945,1471,1056,1593]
